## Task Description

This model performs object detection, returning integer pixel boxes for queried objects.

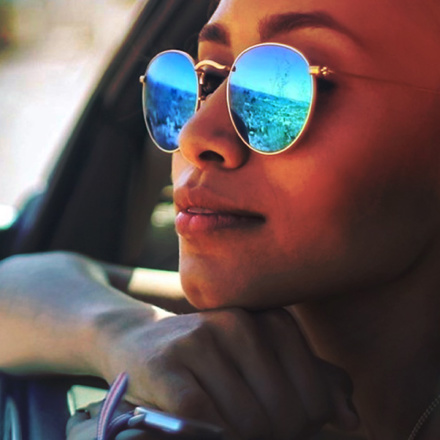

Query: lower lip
[175,211,264,236]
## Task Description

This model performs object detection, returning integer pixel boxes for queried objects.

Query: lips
[175,209,264,235]
[186,207,216,215]
[174,187,265,236]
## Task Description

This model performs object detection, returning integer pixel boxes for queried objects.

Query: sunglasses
[140,43,440,155]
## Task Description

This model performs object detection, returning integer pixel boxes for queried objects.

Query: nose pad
[177,82,250,169]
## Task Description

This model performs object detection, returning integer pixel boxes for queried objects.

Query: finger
[259,310,331,423]
[251,311,317,439]
[264,310,359,433]
[139,366,233,437]
[189,335,273,440]
[214,309,309,440]
[319,360,360,431]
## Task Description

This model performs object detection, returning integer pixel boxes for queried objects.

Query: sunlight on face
[172,0,440,310]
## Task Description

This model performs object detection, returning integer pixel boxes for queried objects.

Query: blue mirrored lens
[229,45,313,153]
[144,51,198,152]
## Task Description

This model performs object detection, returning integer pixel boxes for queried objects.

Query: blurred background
[0,0,141,220]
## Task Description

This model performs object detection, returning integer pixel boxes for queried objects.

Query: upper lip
[174,185,265,219]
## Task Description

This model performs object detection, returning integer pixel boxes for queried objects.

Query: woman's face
[172,0,440,309]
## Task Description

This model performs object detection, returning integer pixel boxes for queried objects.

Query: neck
[292,244,440,440]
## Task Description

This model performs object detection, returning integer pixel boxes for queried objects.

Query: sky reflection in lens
[229,45,313,152]
[145,51,198,152]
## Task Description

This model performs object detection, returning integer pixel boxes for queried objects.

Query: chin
[179,272,247,310]
[179,268,292,311]
[181,279,235,310]
[178,251,337,310]
[179,256,243,309]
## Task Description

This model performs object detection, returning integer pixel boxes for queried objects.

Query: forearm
[0,299,96,375]
[0,252,169,377]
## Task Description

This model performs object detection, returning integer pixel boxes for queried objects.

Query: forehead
[205,0,440,83]
[208,0,438,53]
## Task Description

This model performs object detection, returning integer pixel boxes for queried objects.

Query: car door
[0,1,211,438]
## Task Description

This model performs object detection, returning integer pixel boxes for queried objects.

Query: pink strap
[97,372,129,440]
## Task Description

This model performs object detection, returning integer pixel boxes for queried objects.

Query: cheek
[175,86,440,308]
[262,91,440,288]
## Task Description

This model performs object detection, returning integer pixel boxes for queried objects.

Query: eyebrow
[259,11,360,43]
[198,11,361,47]
[198,22,230,46]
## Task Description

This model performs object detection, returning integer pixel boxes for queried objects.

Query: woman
[158,0,440,437]
[5,0,440,438]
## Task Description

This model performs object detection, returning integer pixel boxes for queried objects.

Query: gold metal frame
[140,42,440,155]
[139,44,327,155]
[225,43,324,155]
[140,52,234,153]
[194,60,230,111]
[139,50,199,153]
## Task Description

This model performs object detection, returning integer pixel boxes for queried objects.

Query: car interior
[0,1,213,438]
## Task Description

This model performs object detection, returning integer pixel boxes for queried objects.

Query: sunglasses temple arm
[310,65,440,95]
[309,66,334,77]
[339,70,440,95]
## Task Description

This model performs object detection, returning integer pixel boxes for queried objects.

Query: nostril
[199,150,225,163]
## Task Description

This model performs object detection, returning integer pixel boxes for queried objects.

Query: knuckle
[171,322,216,358]
[206,308,259,341]
[261,308,295,329]
[144,350,170,371]
[227,308,258,335]
[189,319,216,344]
[173,387,212,419]
[217,307,252,326]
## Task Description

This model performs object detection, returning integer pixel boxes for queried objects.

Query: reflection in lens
[144,51,198,152]
[229,44,313,153]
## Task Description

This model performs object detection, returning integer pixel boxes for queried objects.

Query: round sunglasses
[140,43,440,155]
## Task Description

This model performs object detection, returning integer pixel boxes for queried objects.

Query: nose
[177,82,250,170]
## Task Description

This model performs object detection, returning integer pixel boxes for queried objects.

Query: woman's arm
[0,251,170,376]
[0,251,359,439]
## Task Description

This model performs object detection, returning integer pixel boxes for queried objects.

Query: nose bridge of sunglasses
[194,60,231,109]
[194,59,231,74]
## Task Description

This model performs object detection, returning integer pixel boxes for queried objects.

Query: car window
[0,0,142,210]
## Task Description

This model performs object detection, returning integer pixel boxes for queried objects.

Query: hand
[93,308,359,440]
